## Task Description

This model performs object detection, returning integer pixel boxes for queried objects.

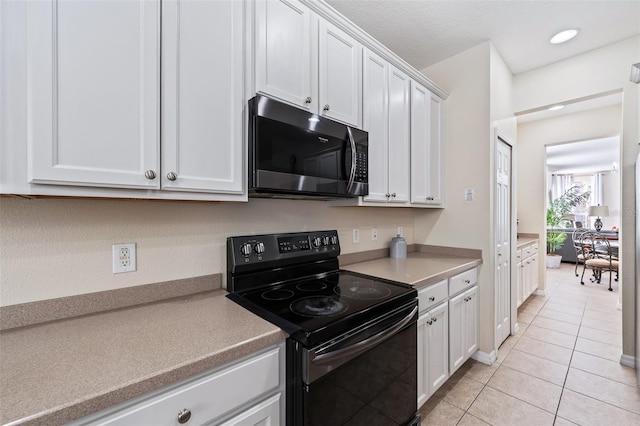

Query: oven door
[287,301,419,426]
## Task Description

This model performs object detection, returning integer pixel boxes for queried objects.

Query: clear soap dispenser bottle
[390,234,407,259]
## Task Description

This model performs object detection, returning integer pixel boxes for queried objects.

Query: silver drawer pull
[178,409,192,424]
[323,104,330,111]
[305,96,312,104]
[428,296,435,302]
[167,172,177,181]
[464,279,471,284]
[144,170,156,180]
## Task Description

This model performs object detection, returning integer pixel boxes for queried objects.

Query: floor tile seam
[535,312,582,324]
[524,323,579,339]
[510,345,572,367]
[574,334,622,347]
[572,347,621,363]
[474,384,558,419]
[528,321,580,336]
[560,385,640,417]
[567,364,637,387]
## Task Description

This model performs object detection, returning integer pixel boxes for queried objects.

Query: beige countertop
[342,252,482,289]
[517,236,539,248]
[0,290,286,426]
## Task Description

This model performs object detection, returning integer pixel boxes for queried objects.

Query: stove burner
[290,296,348,317]
[296,281,328,292]
[262,289,295,301]
[337,278,392,300]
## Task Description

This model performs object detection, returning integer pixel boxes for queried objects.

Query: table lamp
[588,205,609,232]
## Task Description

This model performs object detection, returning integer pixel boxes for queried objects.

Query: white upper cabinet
[255,0,316,112]
[161,0,244,194]
[362,49,409,205]
[255,0,362,128]
[318,20,362,126]
[26,0,160,189]
[386,65,411,203]
[17,0,245,200]
[411,81,444,207]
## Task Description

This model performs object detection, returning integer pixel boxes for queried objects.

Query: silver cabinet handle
[427,320,433,325]
[385,193,390,198]
[323,104,330,111]
[428,296,435,302]
[391,193,396,198]
[426,196,434,201]
[305,96,312,104]
[167,172,177,181]
[432,317,437,322]
[177,409,192,424]
[345,127,357,193]
[464,279,471,284]
[144,170,156,180]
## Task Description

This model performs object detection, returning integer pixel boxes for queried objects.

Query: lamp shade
[588,205,609,217]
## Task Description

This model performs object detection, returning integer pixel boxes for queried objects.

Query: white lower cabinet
[449,285,478,374]
[417,268,479,408]
[517,241,539,308]
[71,344,284,426]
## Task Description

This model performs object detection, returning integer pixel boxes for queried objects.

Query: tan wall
[514,35,640,358]
[0,197,416,306]
[418,42,496,356]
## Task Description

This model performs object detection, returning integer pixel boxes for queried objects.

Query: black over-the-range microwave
[248,95,369,199]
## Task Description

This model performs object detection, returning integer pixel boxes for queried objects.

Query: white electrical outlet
[352,228,360,244]
[113,243,136,273]
[372,227,378,241]
[397,226,404,237]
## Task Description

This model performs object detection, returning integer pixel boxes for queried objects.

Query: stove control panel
[228,230,340,270]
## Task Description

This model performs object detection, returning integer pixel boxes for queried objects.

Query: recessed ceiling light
[550,29,579,44]
[548,105,565,111]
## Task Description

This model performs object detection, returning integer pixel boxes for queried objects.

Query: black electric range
[226,230,420,426]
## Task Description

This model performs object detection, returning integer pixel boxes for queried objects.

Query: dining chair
[571,228,588,277]
[579,232,619,291]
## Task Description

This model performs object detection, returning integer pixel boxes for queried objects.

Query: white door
[255,0,315,111]
[495,137,512,347]
[362,49,389,203]
[386,65,410,204]
[27,0,160,189]
[318,20,361,127]
[161,0,244,194]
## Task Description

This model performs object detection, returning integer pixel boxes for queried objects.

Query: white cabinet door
[427,301,449,396]
[318,20,361,127]
[464,286,479,359]
[386,65,410,204]
[516,258,524,308]
[161,0,244,194]
[449,286,478,374]
[362,49,389,203]
[410,81,443,206]
[26,0,160,189]
[255,0,315,111]
[530,253,539,293]
[448,291,466,373]
[219,394,281,426]
[417,313,429,408]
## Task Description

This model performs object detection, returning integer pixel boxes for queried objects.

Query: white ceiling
[325,0,640,75]
[546,137,620,175]
[325,0,635,176]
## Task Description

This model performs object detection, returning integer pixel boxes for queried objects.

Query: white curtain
[591,173,604,206]
[551,174,572,200]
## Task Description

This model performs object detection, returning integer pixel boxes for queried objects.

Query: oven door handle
[312,305,418,365]
[345,126,357,193]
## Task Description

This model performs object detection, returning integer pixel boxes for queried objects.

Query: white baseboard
[534,289,546,297]
[620,354,636,369]
[472,350,496,365]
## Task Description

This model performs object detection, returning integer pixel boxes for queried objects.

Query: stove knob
[321,236,330,246]
[330,235,338,245]
[254,242,265,254]
[312,237,321,248]
[240,243,252,256]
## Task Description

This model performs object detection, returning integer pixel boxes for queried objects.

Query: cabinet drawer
[418,279,448,313]
[522,244,532,257]
[85,347,281,426]
[449,268,477,296]
[530,243,539,255]
[516,249,523,262]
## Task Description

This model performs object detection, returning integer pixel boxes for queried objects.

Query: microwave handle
[346,127,357,193]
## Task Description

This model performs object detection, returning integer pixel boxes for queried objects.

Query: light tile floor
[419,262,639,425]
